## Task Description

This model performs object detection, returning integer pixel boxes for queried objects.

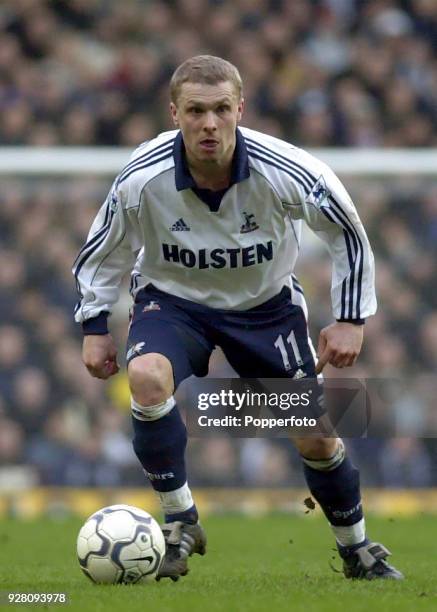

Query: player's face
[170,81,244,168]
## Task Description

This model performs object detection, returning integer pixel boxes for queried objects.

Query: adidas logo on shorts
[170,218,190,231]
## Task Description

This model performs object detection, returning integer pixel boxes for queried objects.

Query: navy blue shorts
[127,285,316,389]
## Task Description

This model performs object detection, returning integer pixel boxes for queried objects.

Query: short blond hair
[170,55,243,104]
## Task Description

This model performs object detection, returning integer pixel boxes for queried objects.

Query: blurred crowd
[0,0,436,147]
[0,0,436,490]
[0,175,436,488]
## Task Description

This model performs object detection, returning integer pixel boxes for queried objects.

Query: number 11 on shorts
[274,330,303,371]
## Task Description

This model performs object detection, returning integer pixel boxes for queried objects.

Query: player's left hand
[316,322,364,374]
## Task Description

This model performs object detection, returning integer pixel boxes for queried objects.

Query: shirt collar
[173,127,250,192]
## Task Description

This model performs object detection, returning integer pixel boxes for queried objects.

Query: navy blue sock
[164,506,198,525]
[337,538,369,558]
[303,455,363,526]
[132,406,188,493]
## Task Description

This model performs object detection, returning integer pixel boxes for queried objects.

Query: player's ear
[170,102,179,127]
[237,98,244,122]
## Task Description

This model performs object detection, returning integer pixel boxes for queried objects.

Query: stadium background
[0,0,436,515]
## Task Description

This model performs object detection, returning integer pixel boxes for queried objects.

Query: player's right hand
[82,334,120,379]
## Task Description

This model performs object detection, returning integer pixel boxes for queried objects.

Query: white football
[77,504,165,584]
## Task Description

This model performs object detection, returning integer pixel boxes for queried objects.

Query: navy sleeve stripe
[73,206,117,282]
[73,202,115,268]
[247,136,365,319]
[328,196,364,319]
[72,201,112,266]
[345,229,355,319]
[117,151,174,186]
[324,206,359,319]
[292,282,304,296]
[341,278,347,319]
[117,138,175,184]
[321,207,354,319]
[75,144,174,272]
[74,147,174,318]
[246,141,314,192]
[321,204,363,319]
[247,151,310,194]
[340,226,355,320]
[248,144,364,318]
[89,227,127,286]
[245,137,317,188]
[73,146,173,266]
[291,273,305,294]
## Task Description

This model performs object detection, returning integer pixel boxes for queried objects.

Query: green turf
[0,514,436,611]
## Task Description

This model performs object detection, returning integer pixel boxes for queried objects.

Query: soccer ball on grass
[77,504,165,584]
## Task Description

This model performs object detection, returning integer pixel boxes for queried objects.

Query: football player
[74,55,403,581]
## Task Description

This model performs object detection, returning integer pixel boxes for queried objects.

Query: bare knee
[128,353,174,406]
[293,437,339,459]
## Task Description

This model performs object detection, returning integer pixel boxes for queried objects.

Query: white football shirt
[73,127,376,331]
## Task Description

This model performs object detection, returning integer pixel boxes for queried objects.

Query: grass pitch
[0,513,436,612]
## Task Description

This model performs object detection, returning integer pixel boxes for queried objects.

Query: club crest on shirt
[142,300,161,313]
[306,176,330,209]
[240,211,259,233]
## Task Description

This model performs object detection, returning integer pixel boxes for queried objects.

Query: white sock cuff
[158,482,194,515]
[301,439,345,471]
[131,396,175,421]
[331,518,366,547]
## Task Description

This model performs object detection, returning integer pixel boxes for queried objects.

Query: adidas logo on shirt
[170,218,190,231]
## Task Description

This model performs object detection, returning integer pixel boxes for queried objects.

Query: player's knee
[128,353,174,406]
[296,437,340,460]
